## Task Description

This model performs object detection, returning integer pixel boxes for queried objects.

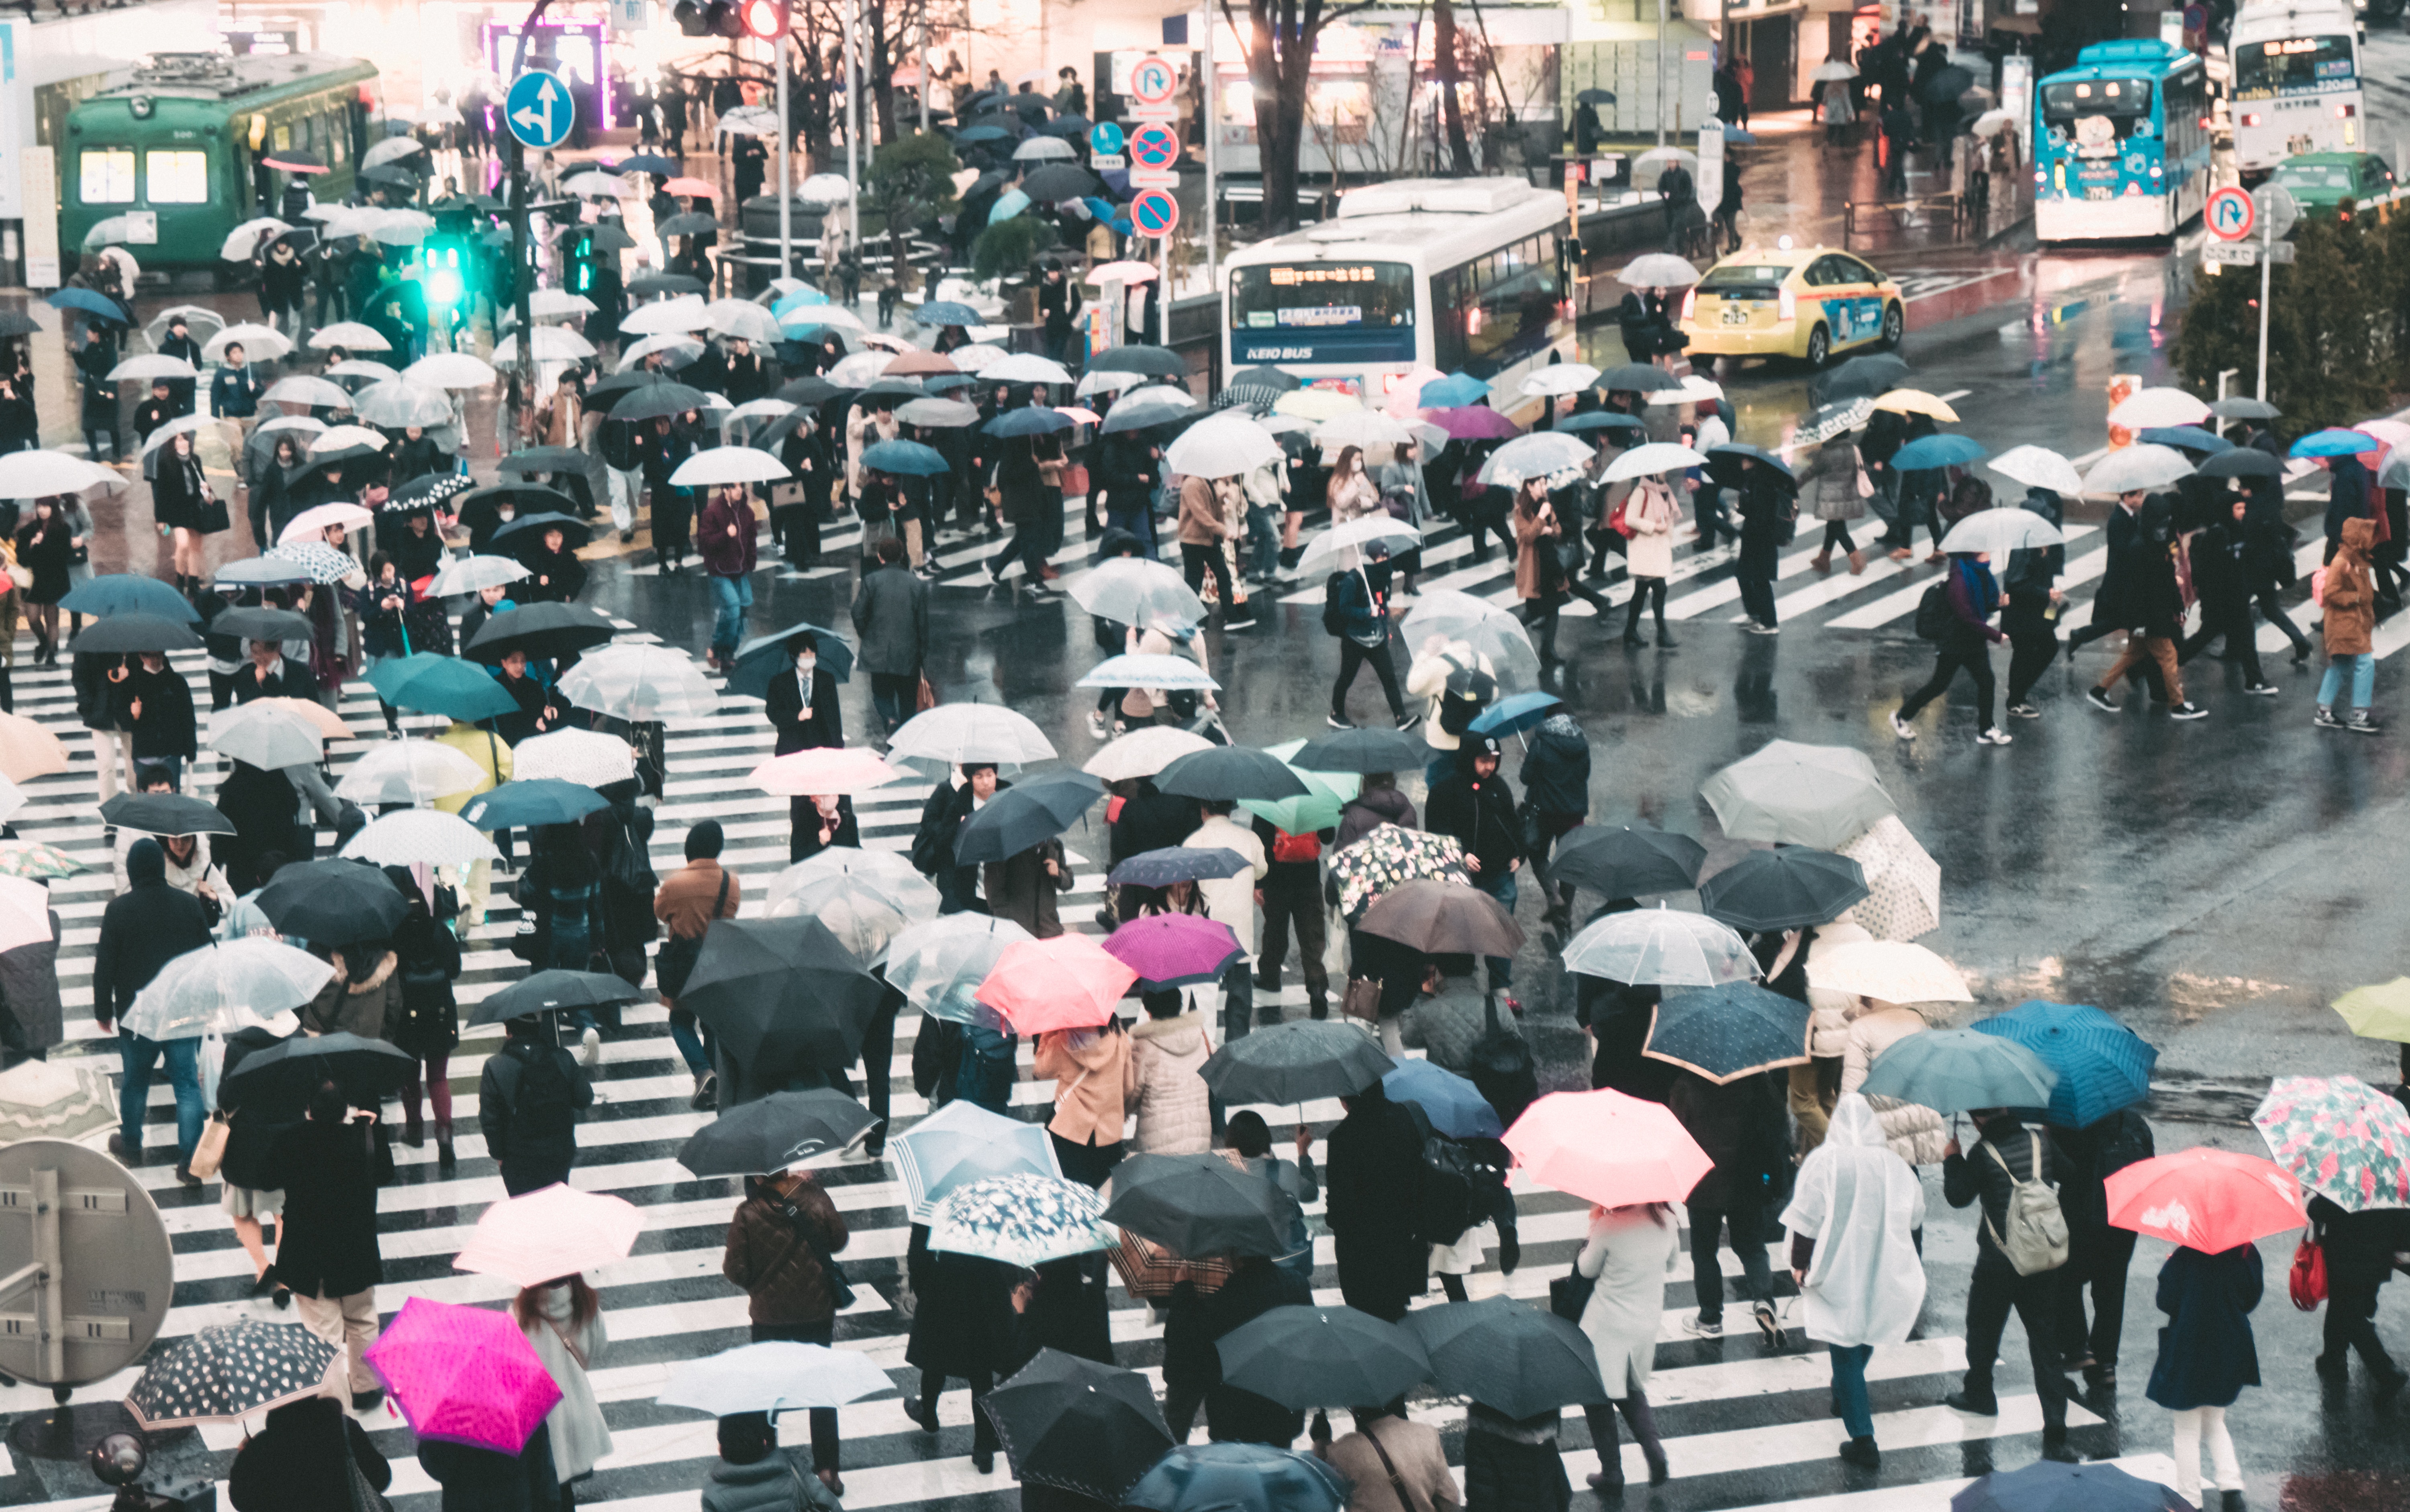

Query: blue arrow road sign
[1089,122,1125,156]
[505,69,575,151]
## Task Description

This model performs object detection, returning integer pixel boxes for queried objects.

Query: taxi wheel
[1879,302,1905,348]
[1803,323,1831,367]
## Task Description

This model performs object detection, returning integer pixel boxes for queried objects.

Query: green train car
[59,51,380,273]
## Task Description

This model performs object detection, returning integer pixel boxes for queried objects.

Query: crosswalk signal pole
[2255,212,2272,404]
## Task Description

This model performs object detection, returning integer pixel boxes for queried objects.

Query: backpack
[1466,996,1539,1130]
[1321,572,1352,637]
[600,814,660,945]
[507,1042,578,1148]
[1270,827,1321,865]
[1401,1102,1479,1247]
[1436,661,1494,737]
[956,1025,1019,1112]
[1913,581,1953,641]
[1984,1131,2070,1276]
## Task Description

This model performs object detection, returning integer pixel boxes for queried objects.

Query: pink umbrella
[1384,366,1445,417]
[1502,1088,1714,1208]
[750,747,908,797]
[452,1183,643,1290]
[1423,406,1522,441]
[364,1297,562,1454]
[2107,1147,2306,1254]
[977,935,1138,1034]
[1103,913,1241,990]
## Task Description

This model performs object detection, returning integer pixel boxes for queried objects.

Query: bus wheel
[2372,0,2404,21]
[1803,323,1831,367]
[1879,302,1904,348]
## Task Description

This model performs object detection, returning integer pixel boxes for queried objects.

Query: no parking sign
[1131,189,1180,239]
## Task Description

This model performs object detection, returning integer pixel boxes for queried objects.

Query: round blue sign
[504,70,576,151]
[1089,122,1125,157]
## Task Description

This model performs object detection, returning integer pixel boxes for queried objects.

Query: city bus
[2032,39,2214,244]
[1220,178,1574,417]
[2228,0,2364,177]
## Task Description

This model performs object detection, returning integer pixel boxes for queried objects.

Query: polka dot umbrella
[125,1320,339,1428]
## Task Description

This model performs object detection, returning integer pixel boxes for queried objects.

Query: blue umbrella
[45,288,129,323]
[1108,847,1251,888]
[925,373,977,393]
[1952,1459,2191,1512]
[1125,1443,1350,1512]
[2291,427,2377,458]
[1857,1028,2059,1115]
[1467,690,1564,741]
[1968,1000,2157,1128]
[954,125,1012,143]
[59,574,200,622]
[860,439,950,476]
[1891,433,1987,470]
[986,407,1073,437]
[2138,425,2231,455]
[1043,114,1094,137]
[730,620,856,693]
[916,300,985,326]
[989,189,1032,224]
[376,657,521,721]
[773,287,831,314]
[1421,373,1489,408]
[1382,1058,1503,1139]
[457,778,610,831]
[1081,195,1121,223]
[1561,411,1646,435]
[617,153,679,175]
[1647,981,1814,1082]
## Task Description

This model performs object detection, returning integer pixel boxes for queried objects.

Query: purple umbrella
[1104,914,1242,990]
[1424,406,1522,440]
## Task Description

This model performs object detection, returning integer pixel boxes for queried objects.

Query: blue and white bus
[2229,0,2364,177]
[2033,39,2214,244]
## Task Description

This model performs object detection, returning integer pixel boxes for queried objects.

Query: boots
[1811,550,1831,575]
[401,1108,425,1149]
[1655,618,1676,647]
[434,1120,455,1174]
[1848,548,1867,574]
[1308,992,1328,1021]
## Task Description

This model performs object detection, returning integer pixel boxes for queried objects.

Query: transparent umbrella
[556,644,718,720]
[888,703,1058,765]
[120,939,332,1041]
[769,847,942,920]
[1561,904,1761,987]
[333,738,488,804]
[883,912,1033,1026]
[1068,558,1207,628]
[1398,591,1542,692]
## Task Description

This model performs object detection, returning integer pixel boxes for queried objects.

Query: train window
[80,148,137,204]
[273,123,291,151]
[146,151,210,204]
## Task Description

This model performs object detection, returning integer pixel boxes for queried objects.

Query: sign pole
[776,33,792,280]
[505,1,558,453]
[2256,210,2272,404]
[843,0,859,271]
[1159,235,1171,347]
[1203,11,1217,302]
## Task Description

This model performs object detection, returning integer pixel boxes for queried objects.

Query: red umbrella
[1502,1089,1714,1208]
[2106,1147,2306,1254]
[978,935,1139,1035]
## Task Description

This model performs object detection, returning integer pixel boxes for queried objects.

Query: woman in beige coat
[1033,1018,1139,1188]
[1618,475,1681,648]
[1793,920,1872,1153]
[1127,993,1212,1155]
[1574,1201,1677,1493]
[1838,998,1951,1166]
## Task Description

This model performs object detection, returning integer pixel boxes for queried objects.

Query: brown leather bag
[1341,977,1384,1022]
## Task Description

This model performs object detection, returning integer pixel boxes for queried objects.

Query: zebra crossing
[0,606,2156,1510]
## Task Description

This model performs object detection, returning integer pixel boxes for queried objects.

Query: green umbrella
[1239,737,1356,835]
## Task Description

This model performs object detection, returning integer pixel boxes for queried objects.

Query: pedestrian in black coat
[2147,1243,2261,1507]
[1941,1110,2072,1433]
[390,877,464,1165]
[1665,1070,1783,1337]
[901,1224,1014,1470]
[479,1014,595,1196]
[2179,496,2273,691]
[2325,453,2374,557]
[267,1081,388,1408]
[110,651,197,784]
[1426,738,1524,997]
[2310,1192,2410,1389]
[1325,1079,1428,1321]
[763,639,844,754]
[1517,712,1588,926]
[1007,1255,1116,1374]
[1159,1254,1312,1443]
[227,1396,390,1512]
[217,1018,298,1297]
[418,1424,560,1512]
[1462,1402,1572,1511]
[2051,1106,2152,1384]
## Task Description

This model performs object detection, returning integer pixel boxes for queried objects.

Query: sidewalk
[1723,107,2014,261]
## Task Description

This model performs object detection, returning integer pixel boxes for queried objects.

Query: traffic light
[673,1,709,35]
[563,228,596,295]
[419,233,468,311]
[739,0,789,41]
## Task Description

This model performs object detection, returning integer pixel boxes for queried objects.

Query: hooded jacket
[1519,714,1591,818]
[1336,785,1417,851]
[1838,999,1949,1165]
[1127,1010,1213,1155]
[2002,487,2065,602]
[2324,516,2377,656]
[91,839,214,1024]
[1780,1094,1928,1347]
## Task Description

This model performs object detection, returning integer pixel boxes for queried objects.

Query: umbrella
[888,703,1056,764]
[1836,814,1943,941]
[1420,374,1491,409]
[339,809,498,869]
[929,1172,1115,1266]
[0,451,127,498]
[1857,1028,2057,1114]
[2333,977,2410,1041]
[1083,726,1213,783]
[1290,726,1424,775]
[1969,1000,2158,1129]
[677,1088,881,1175]
[1701,740,1896,850]
[1811,60,1859,82]
[2201,449,2285,481]
[1939,508,2067,556]
[0,842,82,881]
[1477,431,1595,487]
[221,1030,415,1104]
[352,379,453,429]
[1807,939,1973,1004]
[2106,386,2212,429]
[101,792,234,838]
[1646,982,1813,1082]
[954,771,1107,863]
[1199,1019,1393,1106]
[555,644,717,721]
[1562,905,1759,988]
[915,300,987,326]
[1548,826,1707,899]
[452,1185,641,1288]
[1294,517,1424,576]
[1104,914,1242,989]
[1218,1304,1430,1411]
[65,613,203,655]
[1699,848,1868,932]
[334,738,488,805]
[107,354,198,384]
[1503,1087,1715,1206]
[729,621,857,693]
[1108,847,1252,890]
[254,859,408,945]
[989,1350,1176,1504]
[1917,63,1975,103]
[1329,825,1469,920]
[767,877,912,963]
[465,602,617,663]
[859,439,950,475]
[1124,1444,1350,1512]
[125,1322,340,1430]
[205,702,326,771]
[457,779,610,832]
[1068,557,1207,627]
[1314,409,1419,450]
[1951,1459,2192,1512]
[0,717,69,784]
[2082,443,2194,494]
[1561,410,1649,438]
[1165,413,1284,479]
[986,353,1076,386]
[1463,692,1565,745]
[1595,363,1687,395]
[1359,878,1523,958]
[364,1297,560,1454]
[1275,389,1362,424]
[120,939,333,1042]
[0,876,51,956]
[1404,1297,1608,1417]
[263,542,362,586]
[368,656,519,722]
[986,407,1074,438]
[2138,425,2231,455]
[2209,396,2281,420]
[1103,1152,1307,1258]
[1892,433,1987,471]
[770,849,942,921]
[45,287,131,322]
[883,914,1035,1029]
[260,374,353,410]
[1868,388,1957,421]
[2291,426,2379,459]
[2105,1147,2305,1253]
[684,917,884,1073]
[211,606,315,643]
[895,396,982,428]
[404,353,498,389]
[1237,738,1355,836]
[276,500,377,544]
[467,970,649,1028]
[670,445,789,488]
[1397,595,1542,690]
[2251,1074,2410,1212]
[658,1342,893,1417]
[1422,406,1521,441]
[1603,442,1710,482]
[491,326,597,363]
[890,1098,1062,1221]
[977,934,1138,1034]
[1383,1058,1504,1139]
[1156,746,1309,803]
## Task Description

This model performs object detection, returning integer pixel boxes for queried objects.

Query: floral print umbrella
[2253,1074,2410,1213]
[0,841,80,880]
[927,1173,1115,1268]
[1329,824,1470,922]
[1838,815,1942,941]
[125,1321,338,1428]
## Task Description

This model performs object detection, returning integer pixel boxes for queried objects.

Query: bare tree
[1221,0,1377,234]
[1432,0,1476,174]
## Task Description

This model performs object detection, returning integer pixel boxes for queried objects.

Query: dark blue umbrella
[986,407,1073,437]
[1107,846,1250,888]
[45,288,129,323]
[617,153,679,174]
[915,300,985,326]
[1382,1058,1504,1138]
[1951,1460,2190,1512]
[60,574,200,622]
[1891,433,1987,470]
[1704,442,1799,483]
[954,771,1107,864]
[730,621,856,693]
[1560,411,1647,435]
[2138,425,2232,455]
[1644,982,1813,1083]
[1042,114,1094,137]
[1968,1000,2157,1128]
[457,779,610,831]
[1467,690,1564,741]
[859,439,950,475]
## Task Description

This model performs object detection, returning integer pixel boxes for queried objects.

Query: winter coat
[850,561,930,675]
[1944,1113,2063,1271]
[1326,1093,1429,1314]
[2003,487,2066,604]
[90,842,215,1022]
[480,1038,595,1188]
[983,838,1073,939]
[697,491,758,578]
[0,908,63,1060]
[1008,1257,1117,1372]
[2326,455,2373,545]
[523,1284,611,1481]
[216,1024,295,1193]
[723,1179,850,1325]
[1780,1095,1927,1346]
[1035,1024,1138,1148]
[1176,474,1231,546]
[1621,477,1679,579]
[1576,1203,1679,1393]
[1336,786,1417,851]
[1666,1071,1787,1211]
[1461,1404,1571,1512]
[390,908,464,1060]
[1801,919,1870,1059]
[266,1114,384,1297]
[1837,1001,1948,1165]
[703,1451,845,1512]
[2089,502,2147,629]
[1512,500,1562,601]
[2324,516,2377,656]
[1318,1416,1461,1512]
[300,952,402,1041]
[1518,713,1590,818]
[227,1398,390,1512]
[2145,1244,2262,1411]
[1426,767,1522,881]
[1186,812,1268,953]
[905,1226,1017,1376]
[112,661,197,760]
[418,1427,559,1512]
[1192,1260,1313,1444]
[1807,440,1868,522]
[1128,1011,1213,1155]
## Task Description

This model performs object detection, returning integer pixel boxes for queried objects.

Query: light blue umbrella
[2291,427,2377,458]
[1468,691,1564,741]
[1892,433,1987,470]
[1383,1059,1503,1139]
[928,1173,1115,1267]
[772,287,830,316]
[1421,373,1489,408]
[2138,425,2231,455]
[1857,1028,2058,1115]
[988,189,1032,224]
[889,1098,1061,1222]
[860,439,950,475]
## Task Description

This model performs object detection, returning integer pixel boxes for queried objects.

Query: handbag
[342,1417,395,1512]
[915,673,937,712]
[1341,976,1384,1022]
[2292,1235,2328,1311]
[189,1111,231,1180]
[1549,1257,1597,1323]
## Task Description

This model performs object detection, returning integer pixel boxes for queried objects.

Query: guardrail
[1842,193,1968,247]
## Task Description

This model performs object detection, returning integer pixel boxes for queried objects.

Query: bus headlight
[2035,170,2046,185]
[2150,165,2163,178]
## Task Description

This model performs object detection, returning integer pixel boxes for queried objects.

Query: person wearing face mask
[765,631,843,852]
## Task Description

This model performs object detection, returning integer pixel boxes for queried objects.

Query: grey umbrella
[1155,747,1310,803]
[1699,740,1895,850]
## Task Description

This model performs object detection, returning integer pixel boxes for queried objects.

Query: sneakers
[1976,727,2013,746]
[2244,682,2279,697]
[108,1133,141,1164]
[1743,620,1780,635]
[1224,616,1258,631]
[2168,701,2208,720]
[1327,713,1353,729]
[2315,705,2346,729]
[2349,709,2383,735]
[1681,1314,1724,1338]
[1087,710,1109,738]
[1753,1302,1780,1343]
[2006,701,2041,719]
[350,1389,385,1414]
[578,1026,602,1068]
[1395,712,1421,731]
[1943,1388,2000,1416]
[692,1070,717,1112]
[1890,712,1916,740]
[1838,1436,1881,1469]
[2085,687,2120,712]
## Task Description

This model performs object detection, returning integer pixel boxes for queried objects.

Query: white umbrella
[985,353,1075,386]
[341,808,500,868]
[138,414,239,461]
[1522,364,1604,398]
[360,136,425,171]
[1805,940,1971,1004]
[361,209,435,246]
[429,555,532,596]
[121,939,331,1041]
[621,296,712,335]
[491,326,598,363]
[1938,508,2066,556]
[1674,374,1725,404]
[334,738,488,804]
[528,288,598,319]
[717,105,781,136]
[308,424,390,457]
[1082,726,1213,782]
[1088,260,1159,286]
[404,353,498,390]
[203,322,292,361]
[351,379,455,429]
[897,397,981,428]
[0,452,128,499]
[1074,368,1144,396]
[107,354,198,383]
[827,351,890,387]
[784,304,866,333]
[708,301,783,343]
[326,359,401,383]
[617,334,706,372]
[262,375,353,408]
[944,345,1009,375]
[1972,110,2018,138]
[1561,904,1760,988]
[1315,410,1419,450]
[1296,516,1424,575]
[557,644,719,720]
[671,446,790,486]
[1837,815,1942,942]
[1114,387,1198,416]
[219,218,292,263]
[512,728,637,786]
[658,1342,893,1416]
[1477,431,1595,487]
[1812,61,1859,82]
[1164,413,1283,480]
[1603,442,1709,482]
[887,704,1059,765]
[2082,443,2194,496]
[563,171,626,198]
[308,321,392,352]
[2105,386,2210,430]
[1986,444,2085,498]
[207,702,326,770]
[798,173,852,202]
[1075,654,1220,692]
[279,502,375,545]
[1012,136,1076,161]
[770,847,943,920]
[1619,254,1702,288]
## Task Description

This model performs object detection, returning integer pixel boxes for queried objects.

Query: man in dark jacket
[478,1014,595,1195]
[2311,1190,2410,1391]
[111,651,198,790]
[2052,1107,2153,1390]
[850,536,930,735]
[2324,452,2374,562]
[1667,1069,1783,1338]
[2087,498,2203,718]
[698,485,758,673]
[210,343,264,420]
[639,414,698,572]
[2066,490,2152,664]
[1325,1079,1426,1321]
[231,638,314,704]
[268,1081,389,1411]
[2178,495,2278,696]
[1426,737,1524,1003]
[1253,814,1333,1021]
[93,838,215,1178]
[1181,1254,1313,1446]
[1518,712,1590,927]
[1732,457,1792,632]
[915,764,1003,914]
[1942,1108,2072,1437]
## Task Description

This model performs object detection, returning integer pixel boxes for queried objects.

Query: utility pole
[919,0,930,136]
[2255,207,2272,403]
[777,30,792,278]
[1656,0,1668,148]
[843,0,860,267]
[1203,5,1217,300]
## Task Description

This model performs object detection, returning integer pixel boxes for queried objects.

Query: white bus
[2229,0,2365,176]
[1220,178,1575,417]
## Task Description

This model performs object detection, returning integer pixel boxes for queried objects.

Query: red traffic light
[739,0,788,39]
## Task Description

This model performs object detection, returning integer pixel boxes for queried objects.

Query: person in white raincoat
[1780,1094,1926,1471]
[1573,1201,1679,1494]
[516,1275,613,1489]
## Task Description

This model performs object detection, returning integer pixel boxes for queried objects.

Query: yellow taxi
[1677,243,1905,367]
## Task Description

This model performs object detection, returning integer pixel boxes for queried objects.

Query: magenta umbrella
[364,1297,562,1454]
[1103,913,1242,990]
[1423,406,1522,440]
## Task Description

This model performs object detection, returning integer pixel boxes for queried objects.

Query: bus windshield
[1228,262,1415,334]
[2234,35,2356,99]
[2041,79,2154,156]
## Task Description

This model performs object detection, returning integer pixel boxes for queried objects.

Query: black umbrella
[1546,826,1707,900]
[1918,63,1976,105]
[1088,344,1187,378]
[221,1030,415,1104]
[1197,1019,1394,1105]
[386,472,476,512]
[586,371,672,403]
[857,378,925,404]
[1704,443,1797,490]
[1102,1153,1305,1259]
[988,1349,1176,1504]
[66,613,203,654]
[1227,365,1302,394]
[255,859,408,945]
[1813,353,1913,405]
[490,511,596,550]
[608,381,712,422]
[1215,1304,1431,1411]
[0,312,45,338]
[362,164,420,189]
[208,606,314,643]
[495,446,590,476]
[1645,981,1814,1083]
[2200,449,2283,480]
[465,601,616,663]
[658,211,721,237]
[1402,1298,1609,1418]
[1577,88,1618,105]
[576,222,638,252]
[454,485,577,531]
[1020,164,1099,201]
[683,916,884,1073]
[1596,363,1685,394]
[776,375,848,405]
[1156,747,1309,803]
[628,272,708,297]
[1290,726,1423,775]
[677,1088,879,1175]
[953,772,1107,864]
[1123,1444,1350,1512]
[468,969,651,1028]
[100,792,234,838]
[1699,847,1868,932]
[1357,879,1524,958]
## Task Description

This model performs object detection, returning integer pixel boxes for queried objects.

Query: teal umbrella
[1240,737,1355,835]
[988,188,1032,223]
[1857,1028,2058,1115]
[368,653,519,720]
[1969,1001,2156,1128]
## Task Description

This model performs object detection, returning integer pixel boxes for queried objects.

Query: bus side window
[1432,267,1467,372]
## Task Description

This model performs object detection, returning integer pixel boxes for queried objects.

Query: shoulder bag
[1549,1255,1597,1324]
[1360,1419,1430,1512]
[188,1110,231,1180]
[1341,976,1384,1022]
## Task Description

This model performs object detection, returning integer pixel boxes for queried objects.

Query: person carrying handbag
[1511,479,1609,664]
[1313,1403,1462,1511]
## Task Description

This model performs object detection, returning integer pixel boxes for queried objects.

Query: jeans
[707,573,754,660]
[1687,1199,1771,1324]
[753,1321,843,1470]
[1245,503,1281,579]
[1900,640,1998,731]
[870,670,918,733]
[1332,635,1406,722]
[1829,1343,1875,1439]
[1474,868,1517,990]
[668,1007,713,1077]
[1963,1255,2070,1428]
[1736,537,1779,626]
[1104,506,1156,559]
[118,1027,205,1159]
[2320,652,2375,710]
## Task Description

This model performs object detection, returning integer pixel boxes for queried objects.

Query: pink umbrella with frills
[364,1297,562,1453]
